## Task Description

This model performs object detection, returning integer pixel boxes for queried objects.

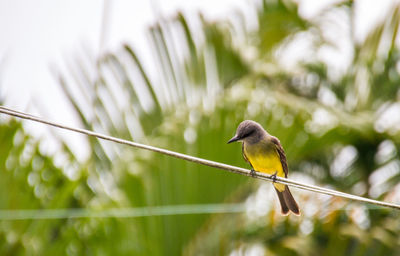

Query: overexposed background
[0,0,395,158]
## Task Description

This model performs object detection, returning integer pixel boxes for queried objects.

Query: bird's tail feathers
[275,186,300,216]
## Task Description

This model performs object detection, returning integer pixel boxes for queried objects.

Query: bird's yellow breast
[243,142,285,191]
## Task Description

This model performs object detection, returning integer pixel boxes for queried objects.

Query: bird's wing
[271,136,288,178]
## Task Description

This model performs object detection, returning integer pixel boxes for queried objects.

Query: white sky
[0,0,395,159]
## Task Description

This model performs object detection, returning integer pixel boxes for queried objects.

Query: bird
[228,120,300,215]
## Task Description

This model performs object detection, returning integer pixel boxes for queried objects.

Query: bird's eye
[242,129,254,138]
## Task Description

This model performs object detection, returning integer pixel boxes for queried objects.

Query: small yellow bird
[228,120,300,215]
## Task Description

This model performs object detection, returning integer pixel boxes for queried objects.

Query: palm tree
[1,0,400,255]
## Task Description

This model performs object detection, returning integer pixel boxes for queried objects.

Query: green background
[1,0,400,255]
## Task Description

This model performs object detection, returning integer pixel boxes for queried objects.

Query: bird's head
[227,120,265,144]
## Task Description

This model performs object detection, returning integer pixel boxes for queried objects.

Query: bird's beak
[227,135,240,144]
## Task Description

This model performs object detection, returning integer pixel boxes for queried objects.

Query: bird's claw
[250,169,256,178]
[271,171,278,183]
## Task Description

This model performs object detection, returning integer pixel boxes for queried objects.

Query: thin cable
[1,106,400,211]
[0,204,245,220]
[0,202,389,221]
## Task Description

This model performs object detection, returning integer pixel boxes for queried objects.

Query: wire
[1,105,400,212]
[0,202,390,221]
[0,204,245,220]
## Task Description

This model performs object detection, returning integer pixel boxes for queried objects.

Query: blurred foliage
[1,0,400,255]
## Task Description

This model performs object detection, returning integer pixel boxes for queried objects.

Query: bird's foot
[250,169,256,178]
[271,171,278,183]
